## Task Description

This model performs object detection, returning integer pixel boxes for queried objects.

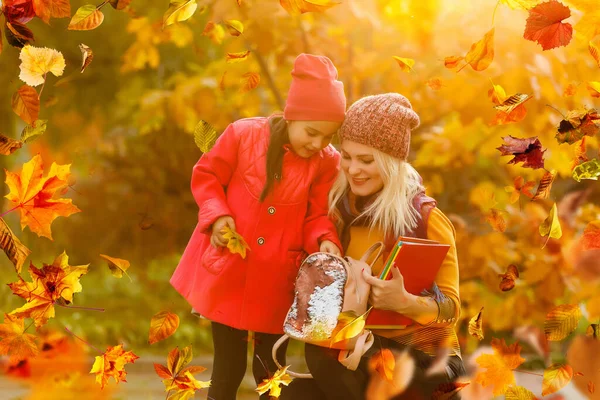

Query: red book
[365,238,450,329]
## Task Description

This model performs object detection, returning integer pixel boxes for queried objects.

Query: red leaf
[524,1,573,50]
[497,136,546,169]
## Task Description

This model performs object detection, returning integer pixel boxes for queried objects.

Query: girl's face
[340,140,384,197]
[287,120,341,158]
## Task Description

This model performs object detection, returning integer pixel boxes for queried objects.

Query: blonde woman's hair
[329,148,424,237]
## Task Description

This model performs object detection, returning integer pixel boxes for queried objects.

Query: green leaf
[20,119,47,143]
[572,158,600,182]
[194,120,218,153]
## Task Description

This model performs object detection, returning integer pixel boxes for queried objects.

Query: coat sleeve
[302,149,342,254]
[192,123,241,233]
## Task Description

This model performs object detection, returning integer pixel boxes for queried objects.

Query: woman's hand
[362,266,416,314]
[320,240,341,256]
[211,216,236,248]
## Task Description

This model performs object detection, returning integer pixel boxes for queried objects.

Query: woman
[284,93,465,400]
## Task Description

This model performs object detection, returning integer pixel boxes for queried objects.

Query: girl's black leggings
[207,321,288,400]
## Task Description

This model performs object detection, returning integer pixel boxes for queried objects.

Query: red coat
[170,117,342,334]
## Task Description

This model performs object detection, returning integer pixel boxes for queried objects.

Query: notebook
[365,237,450,329]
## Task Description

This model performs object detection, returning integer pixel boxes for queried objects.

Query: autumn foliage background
[1,0,600,398]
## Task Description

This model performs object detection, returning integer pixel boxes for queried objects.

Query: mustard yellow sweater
[345,207,462,358]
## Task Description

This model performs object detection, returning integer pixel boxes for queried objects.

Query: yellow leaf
[221,226,250,258]
[68,5,104,31]
[79,44,94,73]
[563,82,579,97]
[493,93,531,115]
[256,365,293,398]
[425,78,443,90]
[505,385,537,399]
[539,203,562,247]
[331,309,368,344]
[0,217,31,274]
[21,119,47,144]
[587,81,600,98]
[500,0,540,9]
[475,338,525,396]
[542,363,573,396]
[18,45,65,87]
[99,254,132,281]
[11,85,39,125]
[163,0,198,28]
[0,313,38,362]
[240,72,260,93]
[149,311,180,345]
[461,28,494,72]
[392,56,415,72]
[544,304,581,341]
[202,21,225,45]
[468,307,484,341]
[589,39,600,68]
[573,158,600,182]
[226,51,251,63]
[444,55,465,69]
[486,209,506,233]
[90,344,139,389]
[280,0,340,15]
[223,19,244,36]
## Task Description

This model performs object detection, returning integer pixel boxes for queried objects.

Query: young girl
[170,53,346,400]
[284,93,465,400]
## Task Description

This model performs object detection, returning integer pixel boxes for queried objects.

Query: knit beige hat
[338,93,420,160]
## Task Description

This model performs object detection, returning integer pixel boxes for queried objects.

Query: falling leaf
[393,56,415,72]
[542,363,573,396]
[18,45,65,87]
[505,385,538,399]
[32,0,71,24]
[219,72,227,91]
[499,264,519,292]
[90,344,139,389]
[486,209,506,232]
[500,0,541,9]
[539,203,562,247]
[556,108,600,145]
[544,304,581,341]
[571,137,588,171]
[79,44,93,73]
[8,252,89,327]
[590,40,600,68]
[11,85,39,125]
[587,82,600,98]
[109,0,132,10]
[589,381,596,394]
[432,381,471,400]
[237,0,242,5]
[331,309,369,344]
[459,28,494,72]
[202,21,225,44]
[563,83,578,97]
[497,136,546,169]
[444,55,465,70]
[425,346,451,377]
[240,72,260,93]
[369,348,395,382]
[581,221,600,250]
[4,154,81,240]
[587,324,599,339]
[5,21,35,48]
[223,19,244,36]
[68,5,105,31]
[0,134,24,156]
[163,0,198,27]
[475,338,525,396]
[0,313,38,362]
[221,226,251,259]
[0,217,31,274]
[531,169,556,200]
[524,1,573,50]
[256,365,292,398]
[226,51,251,63]
[494,93,531,115]
[505,176,535,203]
[149,311,180,345]
[20,119,47,144]
[280,0,340,15]
[193,120,217,153]
[572,159,600,182]
[425,78,443,90]
[99,254,132,281]
[469,307,484,340]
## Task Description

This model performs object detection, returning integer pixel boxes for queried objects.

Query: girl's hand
[211,216,236,248]
[362,266,416,313]
[343,257,372,313]
[320,240,341,256]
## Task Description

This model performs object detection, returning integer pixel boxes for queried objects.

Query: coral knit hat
[283,54,346,122]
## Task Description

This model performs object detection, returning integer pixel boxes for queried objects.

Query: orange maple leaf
[505,176,535,204]
[523,1,573,50]
[4,154,81,240]
[0,313,38,362]
[475,338,525,395]
[457,28,494,72]
[90,344,139,389]
[8,252,89,327]
[154,345,210,399]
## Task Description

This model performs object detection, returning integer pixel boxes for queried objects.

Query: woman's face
[340,140,384,197]
[287,120,341,158]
